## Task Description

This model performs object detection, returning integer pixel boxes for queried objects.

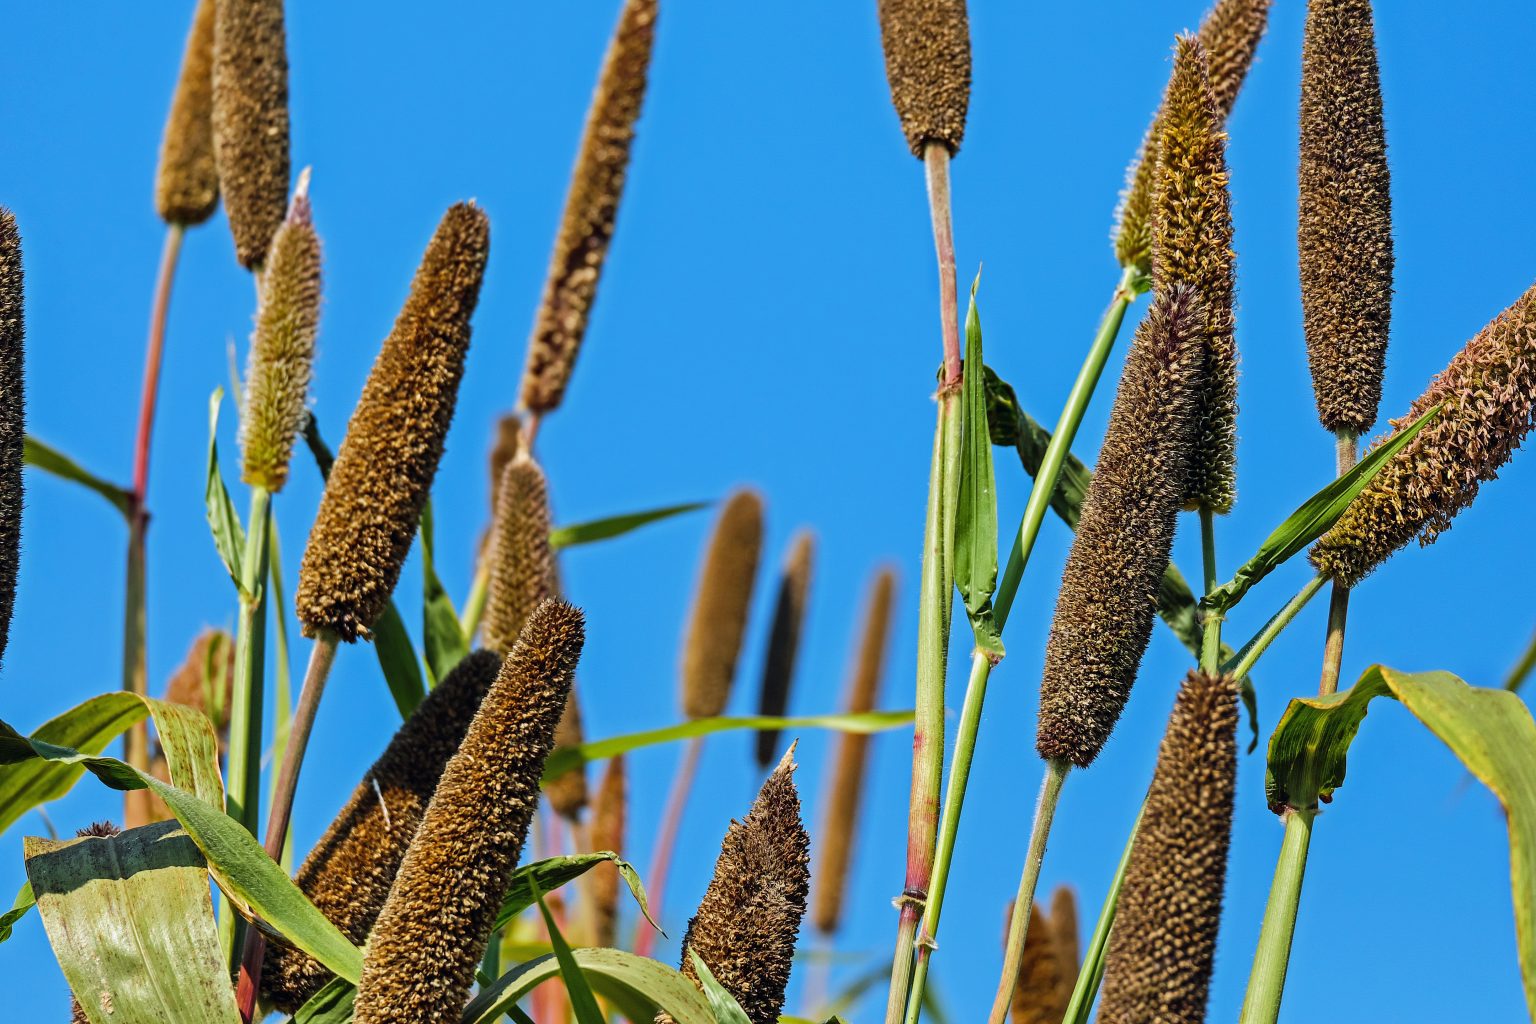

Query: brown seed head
[487,414,523,514]
[353,601,585,1024]
[520,0,657,415]
[812,567,895,935]
[1299,0,1393,435]
[1114,0,1271,271]
[681,490,764,719]
[1311,281,1536,587]
[0,211,22,667]
[212,0,290,268]
[242,184,321,492]
[663,748,810,1024]
[75,821,122,839]
[1037,285,1207,768]
[163,628,237,737]
[1096,671,1238,1024]
[260,650,503,1013]
[1154,36,1238,515]
[295,204,489,641]
[156,0,219,225]
[546,678,589,821]
[1050,885,1080,1005]
[876,0,971,157]
[587,754,627,949]
[754,530,816,768]
[1009,900,1070,1024]
[483,454,556,655]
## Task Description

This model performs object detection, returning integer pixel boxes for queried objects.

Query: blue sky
[3,2,1534,1021]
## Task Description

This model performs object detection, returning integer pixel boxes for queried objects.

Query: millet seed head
[1050,885,1080,1003]
[0,210,23,668]
[482,454,557,655]
[260,650,504,1013]
[754,530,816,768]
[876,0,971,157]
[294,203,489,642]
[212,0,290,268]
[520,0,657,416]
[1299,0,1394,435]
[545,677,589,822]
[487,413,523,514]
[155,0,219,226]
[1009,900,1070,1024]
[681,490,764,719]
[1311,281,1536,587]
[1154,35,1238,515]
[353,602,584,1024]
[588,753,627,949]
[1037,285,1207,768]
[811,567,895,935]
[242,184,321,492]
[1096,671,1238,1024]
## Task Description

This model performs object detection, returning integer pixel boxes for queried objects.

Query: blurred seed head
[1096,671,1238,1024]
[261,650,503,1013]
[588,754,627,949]
[155,0,219,226]
[681,490,764,719]
[1311,281,1536,587]
[1050,886,1080,1004]
[0,210,23,668]
[1154,36,1238,515]
[163,628,237,741]
[545,678,589,822]
[1037,285,1207,768]
[212,0,290,268]
[754,530,815,768]
[1114,0,1271,271]
[295,203,489,641]
[812,567,895,935]
[662,747,810,1024]
[876,0,971,157]
[1008,899,1069,1024]
[487,414,523,515]
[353,601,584,1024]
[520,0,657,416]
[1299,0,1394,435]
[483,454,556,655]
[242,181,321,492]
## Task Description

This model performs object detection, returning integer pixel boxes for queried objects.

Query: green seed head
[212,0,290,268]
[156,0,219,226]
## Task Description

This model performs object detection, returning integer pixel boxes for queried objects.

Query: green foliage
[0,881,34,943]
[533,877,605,1024]
[21,434,132,517]
[689,948,753,1024]
[461,948,718,1024]
[205,388,249,592]
[953,276,1002,660]
[492,850,658,935]
[25,821,240,1024]
[549,501,709,550]
[420,500,469,685]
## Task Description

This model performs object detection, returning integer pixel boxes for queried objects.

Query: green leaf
[26,820,241,1024]
[549,501,710,550]
[493,851,660,936]
[0,881,35,944]
[291,977,355,1024]
[532,877,605,1024]
[22,435,132,518]
[1266,665,1536,1016]
[1205,404,1440,612]
[205,388,249,592]
[542,709,914,781]
[461,948,716,1024]
[953,276,1002,661]
[421,501,469,686]
[688,948,752,1024]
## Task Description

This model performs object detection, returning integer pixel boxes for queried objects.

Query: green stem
[1223,575,1328,682]
[1506,627,1536,694]
[1239,808,1315,1024]
[988,760,1070,1024]
[1199,507,1222,672]
[462,560,491,647]
[1061,803,1144,1024]
[1317,431,1358,696]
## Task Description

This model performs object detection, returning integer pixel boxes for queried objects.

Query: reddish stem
[634,735,703,959]
[922,143,962,392]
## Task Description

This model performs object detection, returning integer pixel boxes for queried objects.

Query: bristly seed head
[1299,0,1394,435]
[1311,281,1536,587]
[0,210,23,668]
[876,0,971,157]
[587,754,627,949]
[212,0,290,268]
[1154,35,1238,515]
[681,490,764,720]
[754,530,815,769]
[294,203,489,642]
[545,678,589,822]
[482,454,556,656]
[1096,671,1238,1024]
[520,0,657,416]
[1037,285,1207,768]
[156,0,219,226]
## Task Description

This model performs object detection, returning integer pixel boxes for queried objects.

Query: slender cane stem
[634,735,703,959]
[1506,627,1536,694]
[260,631,340,858]
[1199,507,1224,672]
[1239,808,1315,1024]
[1223,574,1328,682]
[1317,432,1358,695]
[989,760,1070,1023]
[923,143,963,389]
[1059,802,1144,1024]
[121,223,186,829]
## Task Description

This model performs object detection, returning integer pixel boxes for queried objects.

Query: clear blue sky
[3,2,1534,1021]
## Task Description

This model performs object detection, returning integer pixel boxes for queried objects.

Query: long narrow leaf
[421,500,469,685]
[493,851,659,935]
[205,388,248,592]
[549,501,709,550]
[953,275,1002,659]
[291,977,355,1024]
[22,435,132,518]
[460,948,716,1024]
[532,878,605,1024]
[0,881,35,943]
[687,949,752,1024]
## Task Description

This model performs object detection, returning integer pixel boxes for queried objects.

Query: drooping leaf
[953,276,1002,660]
[549,501,710,550]
[493,850,660,936]
[290,976,355,1024]
[1204,404,1440,613]
[461,948,716,1024]
[421,500,469,686]
[26,820,241,1024]
[0,881,35,944]
[541,709,914,781]
[22,435,132,518]
[688,948,752,1024]
[1266,665,1536,1016]
[532,877,605,1024]
[205,388,249,591]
